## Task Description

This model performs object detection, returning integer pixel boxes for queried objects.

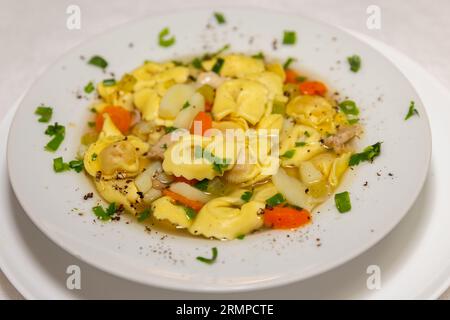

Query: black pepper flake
[363,181,368,187]
[388,173,394,177]
[305,188,309,194]
[272,39,278,50]
[95,171,102,182]
[137,191,144,199]
[83,192,94,200]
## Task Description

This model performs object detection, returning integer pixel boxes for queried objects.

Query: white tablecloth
[0,0,449,299]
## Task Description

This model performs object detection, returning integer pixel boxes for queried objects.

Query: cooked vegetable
[335,191,351,213]
[349,142,381,166]
[162,188,204,211]
[347,55,361,72]
[88,55,108,69]
[158,27,176,47]
[214,12,226,24]
[190,111,212,136]
[405,101,419,120]
[197,247,218,264]
[35,106,53,123]
[282,30,297,45]
[298,81,327,96]
[264,205,310,229]
[95,106,132,134]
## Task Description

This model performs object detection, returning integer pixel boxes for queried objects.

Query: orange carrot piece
[95,106,132,133]
[190,111,212,136]
[284,69,300,84]
[205,101,213,112]
[174,176,198,186]
[298,81,327,96]
[263,205,311,229]
[162,189,204,211]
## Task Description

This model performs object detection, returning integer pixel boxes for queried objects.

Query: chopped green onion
[241,191,253,203]
[45,122,65,136]
[137,208,151,222]
[84,81,95,94]
[214,12,226,24]
[347,55,361,72]
[45,133,65,152]
[405,101,419,120]
[35,106,53,123]
[304,131,311,137]
[91,153,98,161]
[349,142,382,166]
[194,179,209,191]
[283,57,296,69]
[252,52,265,60]
[88,55,108,69]
[69,160,84,173]
[158,27,176,47]
[102,79,116,86]
[266,193,285,207]
[281,149,296,159]
[271,100,286,115]
[196,247,218,264]
[53,157,70,173]
[212,161,229,174]
[211,57,225,74]
[335,191,351,213]
[282,30,297,45]
[236,234,245,240]
[339,100,360,115]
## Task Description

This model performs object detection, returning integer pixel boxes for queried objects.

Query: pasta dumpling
[151,196,193,228]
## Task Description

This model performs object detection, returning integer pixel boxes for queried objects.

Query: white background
[0,0,449,299]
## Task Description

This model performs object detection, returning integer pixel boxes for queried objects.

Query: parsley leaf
[194,179,209,191]
[281,149,296,159]
[137,208,151,222]
[347,55,361,72]
[405,101,419,120]
[349,142,382,166]
[295,141,307,147]
[283,57,296,69]
[88,55,108,69]
[191,57,203,69]
[214,12,226,24]
[241,191,253,203]
[266,193,285,207]
[158,27,176,47]
[252,52,265,60]
[196,247,218,264]
[35,106,53,123]
[181,101,190,110]
[92,203,117,221]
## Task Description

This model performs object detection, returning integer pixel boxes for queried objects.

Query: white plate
[6,9,431,292]
[0,27,448,300]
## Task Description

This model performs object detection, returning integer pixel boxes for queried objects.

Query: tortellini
[151,196,193,228]
[204,54,265,78]
[94,179,140,214]
[279,124,326,166]
[212,79,269,125]
[188,194,264,240]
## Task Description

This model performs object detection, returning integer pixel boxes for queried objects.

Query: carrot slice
[174,176,198,185]
[190,111,212,136]
[95,106,132,133]
[162,189,204,211]
[284,69,300,84]
[298,81,327,96]
[263,205,311,229]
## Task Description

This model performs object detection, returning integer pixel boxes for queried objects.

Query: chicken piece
[323,124,363,153]
[147,132,179,159]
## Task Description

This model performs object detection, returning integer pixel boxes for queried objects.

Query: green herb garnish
[164,126,178,133]
[283,57,296,69]
[266,193,285,207]
[137,208,151,222]
[241,191,253,203]
[211,57,225,74]
[405,101,419,120]
[183,206,196,220]
[281,149,296,159]
[349,142,382,166]
[35,106,53,123]
[158,27,176,47]
[91,153,98,161]
[84,81,95,94]
[214,12,226,24]
[102,79,116,86]
[339,100,360,124]
[271,100,286,115]
[194,179,209,191]
[69,160,84,173]
[45,133,65,152]
[236,234,245,240]
[196,247,218,264]
[45,122,65,136]
[304,131,311,138]
[92,203,117,221]
[212,160,229,174]
[88,55,108,69]
[53,157,70,173]
[282,30,297,45]
[192,57,203,69]
[181,101,190,110]
[347,55,361,72]
[335,191,351,213]
[252,52,265,60]
[296,76,307,83]
[295,141,307,147]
